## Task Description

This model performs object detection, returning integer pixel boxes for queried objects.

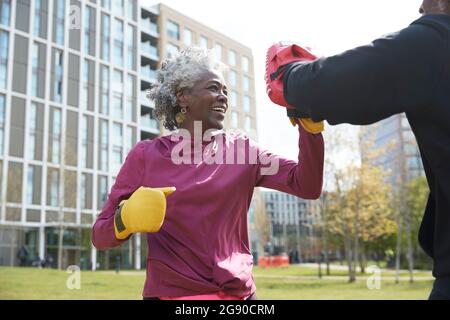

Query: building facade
[0,1,257,270]
[262,190,322,262]
[361,114,424,188]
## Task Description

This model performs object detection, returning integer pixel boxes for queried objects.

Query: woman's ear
[176,89,188,108]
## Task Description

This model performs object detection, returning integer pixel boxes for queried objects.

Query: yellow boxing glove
[289,117,324,134]
[114,186,176,240]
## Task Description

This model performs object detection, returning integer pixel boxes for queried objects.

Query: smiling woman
[92,46,325,301]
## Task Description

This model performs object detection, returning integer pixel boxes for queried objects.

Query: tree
[326,164,396,281]
[323,127,396,282]
[57,129,78,270]
[405,176,432,270]
[321,125,359,280]
[253,190,271,257]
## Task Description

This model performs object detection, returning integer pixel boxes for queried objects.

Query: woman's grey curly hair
[147,47,227,131]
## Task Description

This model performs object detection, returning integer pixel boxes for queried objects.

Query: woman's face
[178,70,229,132]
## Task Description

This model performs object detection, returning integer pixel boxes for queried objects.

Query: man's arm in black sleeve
[283,18,444,125]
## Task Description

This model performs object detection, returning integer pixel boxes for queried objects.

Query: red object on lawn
[258,255,290,268]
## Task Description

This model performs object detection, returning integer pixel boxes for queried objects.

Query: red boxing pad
[265,42,318,108]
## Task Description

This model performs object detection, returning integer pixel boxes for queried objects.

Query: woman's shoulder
[141,134,175,152]
[127,135,174,159]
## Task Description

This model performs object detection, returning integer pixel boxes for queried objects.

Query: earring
[175,107,187,125]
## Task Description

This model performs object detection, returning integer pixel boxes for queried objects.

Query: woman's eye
[209,85,227,95]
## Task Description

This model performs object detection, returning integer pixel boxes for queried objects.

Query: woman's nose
[218,92,228,102]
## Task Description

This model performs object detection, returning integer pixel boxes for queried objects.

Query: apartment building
[0,0,257,270]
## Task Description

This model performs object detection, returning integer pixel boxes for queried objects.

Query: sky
[146,0,423,161]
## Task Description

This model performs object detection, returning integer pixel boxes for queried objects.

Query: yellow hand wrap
[114,186,176,240]
[289,117,324,134]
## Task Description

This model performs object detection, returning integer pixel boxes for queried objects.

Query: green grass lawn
[0,265,433,300]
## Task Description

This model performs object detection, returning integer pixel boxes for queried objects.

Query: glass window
[403,128,416,143]
[0,0,11,26]
[228,49,236,66]
[28,103,38,160]
[125,74,135,123]
[102,0,111,10]
[54,0,65,45]
[0,94,4,155]
[401,115,410,129]
[100,65,109,115]
[125,73,133,96]
[99,119,108,171]
[404,143,418,157]
[50,169,59,206]
[112,0,124,17]
[127,0,136,21]
[31,43,39,97]
[0,30,8,89]
[141,64,156,82]
[112,123,122,174]
[125,126,134,154]
[199,35,208,49]
[113,18,124,66]
[27,166,34,205]
[166,43,179,59]
[84,5,95,56]
[231,111,238,128]
[50,108,61,164]
[230,91,238,108]
[101,14,110,61]
[112,95,122,120]
[167,20,179,40]
[143,17,158,35]
[242,56,249,73]
[245,116,252,131]
[84,5,91,54]
[113,123,122,139]
[82,60,89,110]
[53,50,64,103]
[229,70,237,87]
[34,0,43,38]
[243,75,250,92]
[80,173,86,209]
[243,96,251,113]
[81,115,88,168]
[126,24,135,70]
[184,28,193,46]
[214,43,223,61]
[112,70,123,119]
[97,175,108,210]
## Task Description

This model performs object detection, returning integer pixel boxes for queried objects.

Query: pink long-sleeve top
[92,125,324,298]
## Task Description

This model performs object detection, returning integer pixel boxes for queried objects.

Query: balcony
[142,19,159,38]
[140,113,160,134]
[140,91,155,108]
[141,3,160,16]
[141,41,159,61]
[141,65,157,83]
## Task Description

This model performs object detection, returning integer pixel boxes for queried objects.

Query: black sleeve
[283,20,445,125]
